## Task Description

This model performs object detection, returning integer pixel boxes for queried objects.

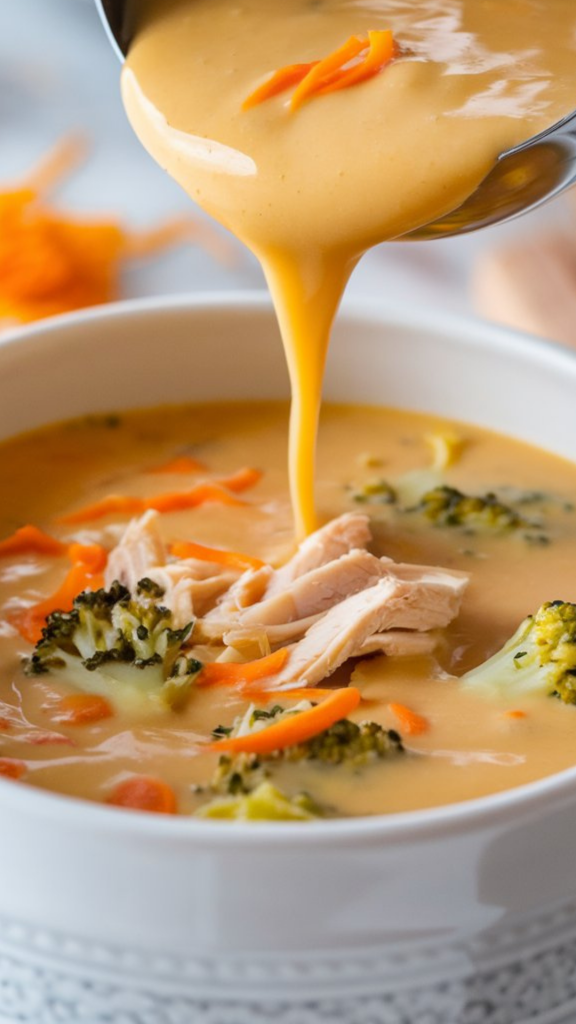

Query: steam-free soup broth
[1,403,576,817]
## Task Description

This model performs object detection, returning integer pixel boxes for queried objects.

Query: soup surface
[1,403,576,818]
[122,0,576,535]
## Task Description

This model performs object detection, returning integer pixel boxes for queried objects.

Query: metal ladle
[96,0,576,240]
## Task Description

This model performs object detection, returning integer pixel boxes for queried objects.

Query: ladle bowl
[95,0,576,240]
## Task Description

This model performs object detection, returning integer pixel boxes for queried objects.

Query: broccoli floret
[461,601,576,703]
[209,705,404,798]
[286,718,404,766]
[196,781,322,821]
[25,579,200,711]
[412,485,533,532]
[350,479,397,506]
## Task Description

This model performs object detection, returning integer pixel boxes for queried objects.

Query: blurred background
[2,0,575,341]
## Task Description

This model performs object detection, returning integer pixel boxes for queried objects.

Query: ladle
[95,0,576,240]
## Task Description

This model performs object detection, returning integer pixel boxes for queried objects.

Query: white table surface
[1,0,566,322]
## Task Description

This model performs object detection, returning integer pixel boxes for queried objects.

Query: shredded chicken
[104,512,238,626]
[220,614,323,648]
[204,513,372,626]
[104,510,166,592]
[264,512,371,597]
[208,564,274,621]
[239,548,388,626]
[104,510,468,682]
[146,563,237,626]
[358,630,439,657]
[269,570,468,689]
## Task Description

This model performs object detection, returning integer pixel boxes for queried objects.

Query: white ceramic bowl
[2,294,576,1024]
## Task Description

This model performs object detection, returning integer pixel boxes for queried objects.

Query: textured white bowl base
[2,899,576,1023]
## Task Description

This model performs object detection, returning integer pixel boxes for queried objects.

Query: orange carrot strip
[502,710,528,721]
[290,35,367,110]
[54,693,113,725]
[58,469,260,524]
[0,525,66,558]
[317,29,394,96]
[107,775,177,814]
[66,543,108,574]
[388,702,429,736]
[9,546,107,644]
[149,455,207,475]
[243,61,319,110]
[197,649,289,688]
[0,758,26,781]
[147,484,245,515]
[240,686,334,702]
[170,540,266,573]
[216,467,262,493]
[211,686,361,754]
[0,718,11,732]
[244,31,395,113]
[57,496,145,525]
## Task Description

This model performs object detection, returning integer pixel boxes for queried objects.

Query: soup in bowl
[1,295,576,1021]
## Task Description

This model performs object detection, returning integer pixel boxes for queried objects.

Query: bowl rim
[2,289,576,847]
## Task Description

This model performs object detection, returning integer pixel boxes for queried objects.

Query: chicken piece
[270,569,468,689]
[239,549,389,627]
[220,614,323,649]
[205,513,371,625]
[264,513,371,597]
[358,630,439,657]
[105,512,237,625]
[146,563,237,626]
[104,510,166,592]
[208,564,273,621]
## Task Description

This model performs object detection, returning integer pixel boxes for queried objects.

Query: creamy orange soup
[1,404,576,817]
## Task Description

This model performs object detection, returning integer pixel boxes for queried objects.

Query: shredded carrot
[66,543,108,574]
[170,539,266,573]
[0,525,66,558]
[9,543,107,644]
[502,710,528,721]
[243,31,396,112]
[0,718,11,732]
[198,649,289,688]
[388,702,429,735]
[217,467,263,493]
[290,34,368,110]
[149,455,207,475]
[107,775,177,814]
[0,758,26,780]
[242,61,319,110]
[211,686,361,754]
[315,30,395,97]
[57,468,261,524]
[57,496,145,525]
[147,484,246,516]
[0,138,234,327]
[54,693,113,725]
